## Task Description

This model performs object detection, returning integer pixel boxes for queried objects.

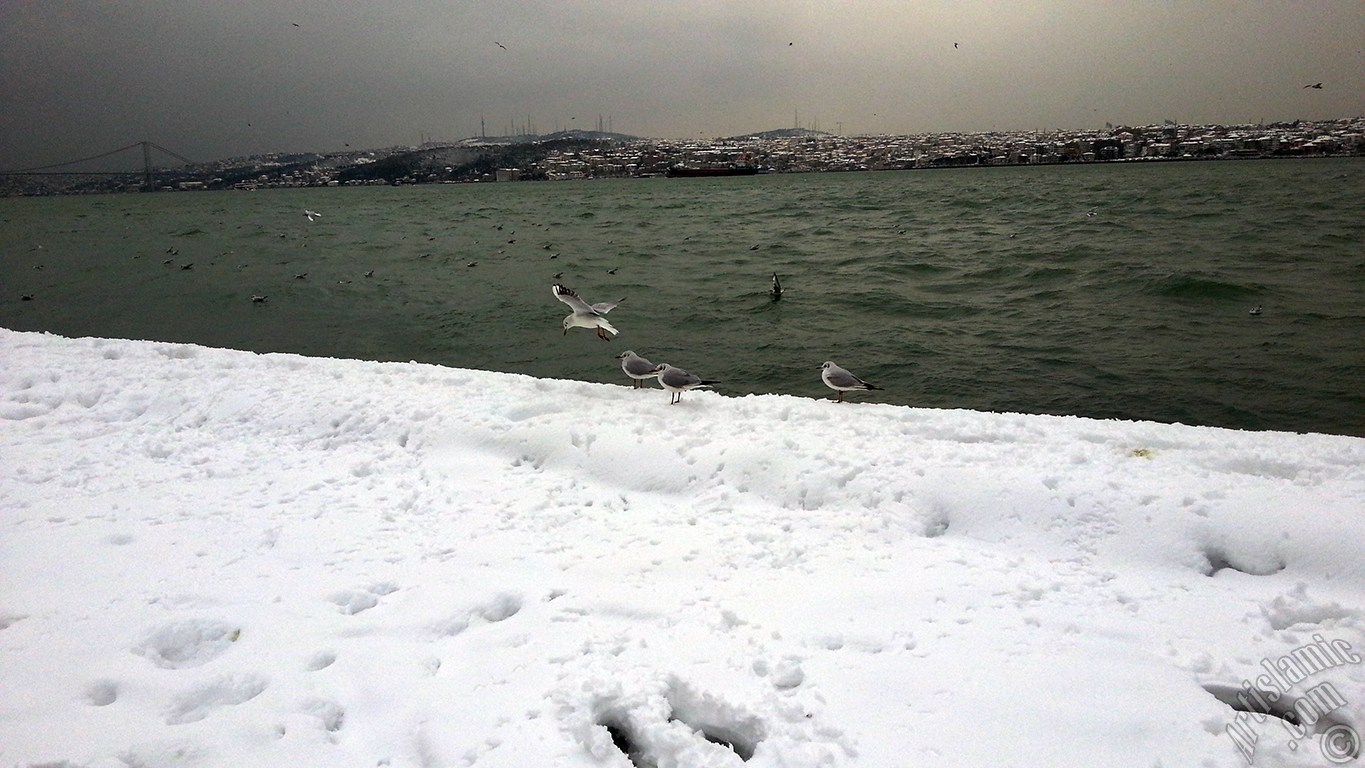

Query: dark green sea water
[3,159,1363,436]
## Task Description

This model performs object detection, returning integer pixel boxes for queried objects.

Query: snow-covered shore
[2,328,1362,768]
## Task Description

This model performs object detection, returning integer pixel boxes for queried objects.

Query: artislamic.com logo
[1221,634,1361,764]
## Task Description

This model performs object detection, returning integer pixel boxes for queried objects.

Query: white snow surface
[2,328,1363,768]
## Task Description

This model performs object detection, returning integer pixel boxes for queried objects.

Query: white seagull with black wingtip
[552,283,623,341]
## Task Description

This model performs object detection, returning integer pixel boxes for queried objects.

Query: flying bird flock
[552,278,880,405]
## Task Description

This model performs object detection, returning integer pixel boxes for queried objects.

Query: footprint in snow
[327,581,399,615]
[306,650,337,671]
[85,679,120,706]
[432,592,523,637]
[133,619,242,669]
[164,673,268,725]
[589,677,769,765]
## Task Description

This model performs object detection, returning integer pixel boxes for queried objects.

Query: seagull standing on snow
[653,364,719,404]
[552,283,622,340]
[617,350,660,388]
[821,361,882,402]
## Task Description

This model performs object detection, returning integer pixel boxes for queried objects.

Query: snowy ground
[2,328,1362,768]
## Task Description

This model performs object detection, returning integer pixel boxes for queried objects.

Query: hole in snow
[1202,547,1284,577]
[669,717,756,761]
[1204,682,1302,726]
[666,679,765,762]
[598,715,650,768]
[477,593,522,623]
[1204,681,1357,758]
[588,682,767,766]
[86,679,119,706]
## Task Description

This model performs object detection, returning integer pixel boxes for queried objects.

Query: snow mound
[1,329,1362,768]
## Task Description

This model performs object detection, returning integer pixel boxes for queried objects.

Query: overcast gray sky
[2,1,1361,169]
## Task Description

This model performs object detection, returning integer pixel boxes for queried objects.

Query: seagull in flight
[552,283,622,340]
[954,42,959,49]
[304,209,321,221]
[770,272,783,301]
[1303,82,1323,89]
[821,361,882,402]
[495,41,507,50]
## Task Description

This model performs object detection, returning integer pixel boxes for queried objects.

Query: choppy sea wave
[2,158,1362,435]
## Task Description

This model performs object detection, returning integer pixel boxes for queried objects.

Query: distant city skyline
[2,1,1362,168]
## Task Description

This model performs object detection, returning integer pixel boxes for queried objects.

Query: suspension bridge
[0,142,195,190]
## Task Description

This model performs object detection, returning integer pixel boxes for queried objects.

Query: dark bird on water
[770,273,783,301]
[1304,82,1323,89]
